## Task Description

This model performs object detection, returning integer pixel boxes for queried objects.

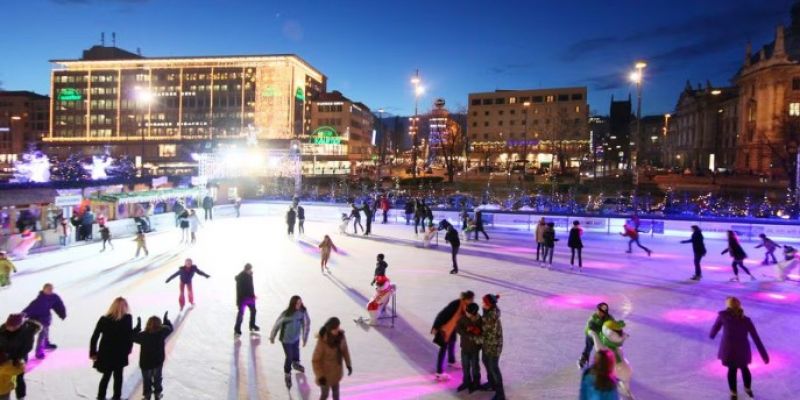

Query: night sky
[0,0,793,117]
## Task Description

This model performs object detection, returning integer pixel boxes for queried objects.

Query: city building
[45,45,326,175]
[638,115,667,168]
[467,87,588,170]
[305,90,375,175]
[663,82,738,172]
[734,3,800,177]
[0,91,49,166]
[602,95,632,170]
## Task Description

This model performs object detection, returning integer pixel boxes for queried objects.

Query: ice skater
[350,204,363,234]
[621,222,651,256]
[422,223,438,248]
[0,312,40,400]
[90,297,134,400]
[579,349,619,399]
[234,197,242,218]
[165,258,211,310]
[234,263,259,336]
[319,235,338,273]
[414,199,425,235]
[578,302,613,369]
[589,320,633,399]
[442,220,461,274]
[134,231,149,257]
[370,254,388,286]
[0,355,24,400]
[755,233,781,265]
[99,224,114,251]
[286,207,297,236]
[776,245,799,281]
[0,251,17,288]
[178,210,190,243]
[188,209,202,244]
[425,204,435,227]
[431,291,474,381]
[480,294,505,400]
[535,217,546,262]
[362,202,372,236]
[380,196,390,224]
[542,222,558,268]
[722,230,755,282]
[456,302,482,393]
[568,220,584,270]
[297,204,306,234]
[338,213,350,235]
[681,225,706,281]
[404,201,414,225]
[269,295,311,388]
[474,210,490,241]
[22,283,67,359]
[710,297,769,400]
[133,312,173,400]
[312,317,352,400]
[202,195,214,221]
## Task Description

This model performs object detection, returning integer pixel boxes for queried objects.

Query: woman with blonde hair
[318,235,338,273]
[710,297,769,400]
[90,297,134,400]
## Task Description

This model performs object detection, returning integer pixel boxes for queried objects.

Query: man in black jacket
[431,291,474,379]
[0,313,41,399]
[680,225,707,281]
[443,221,461,274]
[370,254,388,286]
[474,210,489,241]
[202,195,214,221]
[234,263,258,336]
[363,203,373,236]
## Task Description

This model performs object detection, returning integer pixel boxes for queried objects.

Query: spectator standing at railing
[404,201,414,225]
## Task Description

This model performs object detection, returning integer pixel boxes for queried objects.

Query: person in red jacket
[620,222,651,256]
[380,196,390,224]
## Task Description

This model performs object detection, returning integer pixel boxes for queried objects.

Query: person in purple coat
[22,283,67,359]
[709,296,769,400]
[165,258,211,311]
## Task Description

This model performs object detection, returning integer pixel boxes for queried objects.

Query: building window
[575,106,581,113]
[558,94,569,102]
[793,78,800,91]
[472,111,477,116]
[498,121,503,126]
[482,99,493,105]
[498,110,504,115]
[159,144,177,157]
[510,110,516,115]
[471,99,481,105]
[495,98,505,105]
[790,102,800,116]
[484,122,489,127]
[472,122,477,127]
[571,93,583,101]
[484,111,489,116]
[532,96,543,103]
[509,97,517,104]
[483,134,489,139]
[545,95,555,103]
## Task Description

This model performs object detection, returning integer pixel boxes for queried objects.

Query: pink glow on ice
[752,292,800,303]
[703,353,787,377]
[342,375,457,400]
[787,273,800,280]
[26,348,91,372]
[662,309,717,325]
[545,294,607,309]
[703,265,728,272]
[586,260,625,270]
[744,259,760,266]
[499,246,535,254]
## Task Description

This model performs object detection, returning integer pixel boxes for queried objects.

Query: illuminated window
[545,95,555,103]
[159,144,177,157]
[790,103,800,116]
[793,78,800,91]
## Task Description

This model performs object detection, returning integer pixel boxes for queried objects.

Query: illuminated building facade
[305,90,374,175]
[45,45,326,175]
[467,87,588,168]
[0,91,49,166]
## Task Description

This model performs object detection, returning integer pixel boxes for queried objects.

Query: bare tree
[764,115,800,191]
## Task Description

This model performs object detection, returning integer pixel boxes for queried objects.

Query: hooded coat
[22,291,67,327]
[710,309,769,368]
[312,331,351,386]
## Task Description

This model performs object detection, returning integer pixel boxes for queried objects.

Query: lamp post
[411,70,424,179]
[629,61,647,185]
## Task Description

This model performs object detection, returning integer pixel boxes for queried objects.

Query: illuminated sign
[310,126,341,145]
[58,88,82,101]
[295,87,305,101]
[262,86,277,97]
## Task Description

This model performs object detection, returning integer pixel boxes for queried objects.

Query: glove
[318,377,327,386]
[136,317,141,326]
[163,311,169,322]
[347,365,353,376]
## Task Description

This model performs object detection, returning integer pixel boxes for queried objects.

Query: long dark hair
[283,295,306,317]
[591,349,617,391]
[727,230,739,246]
[318,317,341,338]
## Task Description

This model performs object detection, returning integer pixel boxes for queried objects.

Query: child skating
[134,232,149,257]
[133,312,173,400]
[722,230,755,282]
[165,259,211,310]
[755,233,781,265]
[319,235,338,273]
[0,251,17,288]
[338,213,350,235]
[99,224,113,251]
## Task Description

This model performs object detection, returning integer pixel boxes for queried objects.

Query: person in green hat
[578,302,613,369]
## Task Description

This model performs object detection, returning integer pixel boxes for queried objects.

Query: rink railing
[249,201,800,243]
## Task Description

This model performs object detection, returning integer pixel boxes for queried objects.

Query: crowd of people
[0,196,792,400]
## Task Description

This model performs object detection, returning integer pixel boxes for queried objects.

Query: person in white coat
[188,209,202,244]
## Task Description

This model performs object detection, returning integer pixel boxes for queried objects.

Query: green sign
[58,88,82,101]
[295,87,305,101]
[311,126,341,145]
[262,86,277,97]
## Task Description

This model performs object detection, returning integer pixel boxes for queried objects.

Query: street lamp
[629,60,646,185]
[410,70,424,179]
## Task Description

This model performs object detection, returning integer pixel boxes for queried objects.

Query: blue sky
[0,0,793,116]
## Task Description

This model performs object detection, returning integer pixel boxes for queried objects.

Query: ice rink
[3,209,800,399]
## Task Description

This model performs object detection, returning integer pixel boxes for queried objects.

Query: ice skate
[749,275,757,281]
[745,388,754,398]
[456,383,469,392]
[250,325,260,332]
[690,275,701,281]
[284,373,292,388]
[291,362,305,373]
[434,372,450,382]
[730,276,739,282]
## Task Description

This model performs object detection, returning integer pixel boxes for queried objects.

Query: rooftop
[0,90,49,100]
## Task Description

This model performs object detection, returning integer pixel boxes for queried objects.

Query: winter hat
[466,303,480,315]
[597,302,609,313]
[4,313,26,330]
[604,319,626,331]
[375,275,388,286]
[483,294,500,306]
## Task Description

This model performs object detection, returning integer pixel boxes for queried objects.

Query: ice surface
[3,210,800,399]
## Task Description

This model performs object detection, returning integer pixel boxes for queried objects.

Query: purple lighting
[545,294,607,309]
[342,375,457,400]
[662,309,717,325]
[703,352,787,377]
[752,292,800,303]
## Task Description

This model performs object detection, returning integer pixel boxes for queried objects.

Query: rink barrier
[241,201,800,243]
